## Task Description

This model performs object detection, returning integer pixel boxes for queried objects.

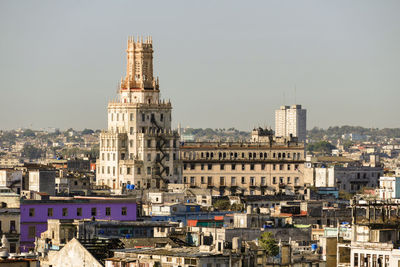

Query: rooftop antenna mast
[283,91,286,106]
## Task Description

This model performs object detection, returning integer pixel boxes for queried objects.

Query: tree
[259,232,279,257]
[213,199,231,211]
[23,129,36,137]
[82,128,94,135]
[22,144,43,159]
[306,141,336,154]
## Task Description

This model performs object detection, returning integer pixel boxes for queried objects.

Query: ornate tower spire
[122,35,156,90]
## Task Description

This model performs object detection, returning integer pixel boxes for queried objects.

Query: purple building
[20,197,137,252]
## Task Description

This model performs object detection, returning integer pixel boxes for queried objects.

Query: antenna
[283,91,286,106]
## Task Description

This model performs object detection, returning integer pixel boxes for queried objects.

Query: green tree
[82,128,94,135]
[259,232,279,257]
[22,144,43,159]
[213,199,231,211]
[23,129,36,137]
[307,141,336,154]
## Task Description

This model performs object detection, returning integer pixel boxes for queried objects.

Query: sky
[0,1,399,131]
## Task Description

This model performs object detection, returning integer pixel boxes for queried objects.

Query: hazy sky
[1,1,400,131]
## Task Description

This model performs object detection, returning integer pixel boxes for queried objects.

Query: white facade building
[309,166,383,193]
[275,105,307,141]
[378,176,400,200]
[96,36,182,192]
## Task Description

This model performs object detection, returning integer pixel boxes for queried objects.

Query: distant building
[378,176,400,200]
[0,169,22,193]
[20,197,137,252]
[181,130,305,196]
[310,166,382,193]
[96,36,181,193]
[275,105,307,141]
[28,169,56,196]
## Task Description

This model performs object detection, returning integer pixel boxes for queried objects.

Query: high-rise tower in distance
[275,105,307,142]
[96,36,182,193]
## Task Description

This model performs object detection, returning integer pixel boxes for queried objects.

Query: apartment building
[181,129,305,196]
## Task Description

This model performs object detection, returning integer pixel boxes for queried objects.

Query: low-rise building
[20,196,137,252]
[28,169,56,196]
[378,176,400,200]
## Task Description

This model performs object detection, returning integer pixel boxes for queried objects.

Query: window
[261,163,265,170]
[10,220,15,231]
[91,207,97,216]
[147,153,151,161]
[48,208,53,217]
[201,176,205,184]
[273,164,276,171]
[231,177,236,186]
[220,164,225,170]
[295,177,299,185]
[280,177,284,183]
[62,208,68,217]
[279,164,284,171]
[28,226,36,238]
[287,177,291,184]
[147,140,152,147]
[137,167,141,174]
[231,164,236,170]
[242,164,245,171]
[121,207,127,216]
[241,177,245,184]
[190,177,195,185]
[273,177,277,184]
[127,168,131,175]
[29,208,35,217]
[160,113,164,121]
[201,164,204,170]
[250,177,255,186]
[261,177,266,185]
[142,113,145,121]
[250,164,255,170]
[130,113,133,121]
[147,167,151,175]
[287,164,291,171]
[130,127,134,134]
[9,243,16,253]
[77,208,82,216]
[208,164,212,170]
[220,177,225,186]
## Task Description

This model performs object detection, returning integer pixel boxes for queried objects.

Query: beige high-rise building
[96,36,181,192]
[275,104,307,141]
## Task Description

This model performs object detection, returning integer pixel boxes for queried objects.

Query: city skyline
[1,1,400,130]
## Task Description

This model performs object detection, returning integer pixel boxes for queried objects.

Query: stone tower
[96,36,182,193]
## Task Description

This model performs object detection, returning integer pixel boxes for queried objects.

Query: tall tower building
[275,105,307,141]
[96,36,181,192]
